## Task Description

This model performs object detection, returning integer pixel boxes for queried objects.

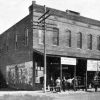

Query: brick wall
[0,14,33,80]
[32,4,100,60]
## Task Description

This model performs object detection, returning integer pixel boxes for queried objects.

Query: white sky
[0,0,100,34]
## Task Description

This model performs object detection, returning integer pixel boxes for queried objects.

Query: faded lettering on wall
[6,61,33,88]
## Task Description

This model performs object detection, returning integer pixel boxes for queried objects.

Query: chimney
[29,1,36,14]
[32,1,36,5]
[66,9,80,16]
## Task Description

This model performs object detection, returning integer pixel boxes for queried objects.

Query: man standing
[56,77,61,92]
[93,73,99,92]
[50,77,54,92]
[62,77,66,92]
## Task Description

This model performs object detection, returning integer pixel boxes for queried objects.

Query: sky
[0,0,100,34]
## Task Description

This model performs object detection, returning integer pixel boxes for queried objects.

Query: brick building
[0,1,100,90]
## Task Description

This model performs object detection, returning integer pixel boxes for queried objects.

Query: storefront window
[35,62,44,84]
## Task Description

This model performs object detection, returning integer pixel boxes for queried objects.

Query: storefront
[33,51,87,90]
[87,60,100,88]
[6,51,88,90]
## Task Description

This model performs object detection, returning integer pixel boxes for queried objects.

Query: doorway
[76,58,87,87]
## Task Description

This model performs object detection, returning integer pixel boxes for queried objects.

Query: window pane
[38,30,44,44]
[66,30,71,47]
[77,32,82,48]
[53,28,59,45]
[97,36,100,50]
[25,28,28,46]
[87,34,92,50]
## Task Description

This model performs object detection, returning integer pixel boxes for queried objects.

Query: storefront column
[74,65,76,91]
[32,51,35,90]
[60,58,62,90]
[85,66,87,91]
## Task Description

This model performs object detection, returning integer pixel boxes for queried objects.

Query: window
[97,36,100,50]
[35,62,44,84]
[52,28,59,45]
[0,47,2,54]
[25,28,28,46]
[6,44,8,52]
[15,33,18,49]
[6,34,9,52]
[77,32,82,48]
[66,30,71,47]
[87,34,92,50]
[38,29,44,44]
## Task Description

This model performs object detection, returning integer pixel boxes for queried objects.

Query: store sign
[35,77,40,83]
[87,60,100,71]
[61,57,76,65]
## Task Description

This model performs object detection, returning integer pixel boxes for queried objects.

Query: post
[38,5,50,93]
[60,58,62,91]
[74,65,76,91]
[85,66,87,91]
[32,1,35,89]
[97,61,99,74]
[43,5,46,93]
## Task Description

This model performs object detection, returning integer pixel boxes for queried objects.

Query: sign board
[87,60,100,71]
[35,77,40,83]
[61,57,76,65]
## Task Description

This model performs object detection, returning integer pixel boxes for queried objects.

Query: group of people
[49,76,77,92]
[49,73,100,92]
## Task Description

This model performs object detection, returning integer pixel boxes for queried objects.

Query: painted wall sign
[6,61,33,86]
[61,57,76,65]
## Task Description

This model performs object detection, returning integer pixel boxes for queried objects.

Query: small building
[0,1,100,90]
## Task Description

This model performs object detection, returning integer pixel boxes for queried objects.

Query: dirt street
[0,90,100,100]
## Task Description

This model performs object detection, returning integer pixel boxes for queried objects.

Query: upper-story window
[6,33,9,52]
[15,32,18,49]
[52,28,59,46]
[0,47,2,54]
[66,30,71,47]
[77,32,82,49]
[25,28,29,46]
[97,36,100,50]
[87,34,92,50]
[38,29,44,44]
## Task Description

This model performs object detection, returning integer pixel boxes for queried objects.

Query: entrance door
[62,65,74,79]
[47,57,60,86]
[76,59,87,87]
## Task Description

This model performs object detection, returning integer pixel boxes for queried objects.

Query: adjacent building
[0,1,100,90]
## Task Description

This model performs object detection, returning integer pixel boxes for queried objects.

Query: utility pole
[38,5,50,93]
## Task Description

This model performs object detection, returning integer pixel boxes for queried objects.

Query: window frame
[38,29,44,45]
[97,35,100,50]
[77,32,82,49]
[52,27,59,46]
[25,28,29,46]
[87,34,92,50]
[66,30,71,47]
[15,32,18,50]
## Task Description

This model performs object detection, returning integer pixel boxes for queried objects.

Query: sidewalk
[0,88,99,97]
[87,88,100,92]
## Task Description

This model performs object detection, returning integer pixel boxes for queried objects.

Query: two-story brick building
[0,1,100,90]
